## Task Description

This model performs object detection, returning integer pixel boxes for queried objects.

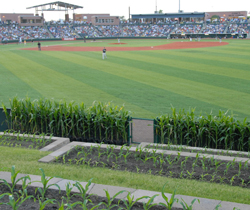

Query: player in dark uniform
[102,47,107,59]
[38,42,41,51]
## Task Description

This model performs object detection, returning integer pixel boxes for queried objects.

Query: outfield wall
[1,34,247,44]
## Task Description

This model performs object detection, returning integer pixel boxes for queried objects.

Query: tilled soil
[56,146,250,188]
[0,185,181,210]
[0,135,53,149]
[22,42,229,52]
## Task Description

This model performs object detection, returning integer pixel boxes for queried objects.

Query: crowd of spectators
[0,23,249,40]
[227,18,248,23]
[227,24,249,34]
[118,24,174,37]
[201,24,227,34]
[95,25,121,37]
[48,25,78,38]
[173,24,202,34]
[0,25,51,41]
[74,25,102,37]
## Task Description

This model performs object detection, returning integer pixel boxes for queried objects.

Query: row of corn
[154,108,250,152]
[2,97,130,144]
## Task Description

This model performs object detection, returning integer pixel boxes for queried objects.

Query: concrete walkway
[0,171,249,210]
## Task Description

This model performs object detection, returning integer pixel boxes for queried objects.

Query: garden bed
[0,182,179,210]
[54,145,250,188]
[0,134,53,149]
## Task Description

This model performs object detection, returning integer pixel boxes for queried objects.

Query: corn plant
[34,168,60,201]
[3,97,131,145]
[159,182,178,210]
[142,194,159,210]
[0,165,31,194]
[118,192,149,210]
[154,108,250,152]
[179,198,200,210]
[0,192,33,210]
[99,189,126,210]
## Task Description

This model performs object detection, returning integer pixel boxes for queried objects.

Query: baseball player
[102,47,107,59]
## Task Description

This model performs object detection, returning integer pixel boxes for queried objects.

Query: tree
[158,10,163,14]
[119,16,126,22]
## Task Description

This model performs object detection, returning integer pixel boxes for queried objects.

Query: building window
[111,19,114,23]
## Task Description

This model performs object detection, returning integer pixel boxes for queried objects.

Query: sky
[0,0,249,21]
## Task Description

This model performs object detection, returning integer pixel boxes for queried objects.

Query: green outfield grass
[1,39,250,120]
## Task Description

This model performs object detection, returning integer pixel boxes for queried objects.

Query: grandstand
[0,9,249,42]
[0,22,249,42]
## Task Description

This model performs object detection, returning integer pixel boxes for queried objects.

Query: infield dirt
[22,42,228,51]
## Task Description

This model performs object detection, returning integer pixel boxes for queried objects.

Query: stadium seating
[0,22,248,41]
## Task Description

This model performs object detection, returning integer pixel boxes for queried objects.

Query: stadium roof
[27,1,83,10]
[132,12,205,19]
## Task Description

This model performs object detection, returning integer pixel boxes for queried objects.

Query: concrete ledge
[39,137,70,152]
[138,143,250,165]
[174,195,221,210]
[0,132,70,152]
[89,184,136,199]
[142,142,250,157]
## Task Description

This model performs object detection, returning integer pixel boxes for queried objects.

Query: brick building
[205,11,248,20]
[75,14,119,25]
[0,13,44,26]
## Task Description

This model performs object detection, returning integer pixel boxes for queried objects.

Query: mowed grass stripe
[47,51,250,116]
[3,51,155,117]
[114,51,250,81]
[157,49,250,69]
[204,47,250,57]
[19,51,236,118]
[0,63,43,104]
[101,54,250,95]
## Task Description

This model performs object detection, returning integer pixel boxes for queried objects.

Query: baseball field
[1,38,250,121]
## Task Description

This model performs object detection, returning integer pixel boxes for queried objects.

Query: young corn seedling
[34,168,61,201]
[142,194,159,210]
[1,192,33,210]
[187,170,195,179]
[159,182,178,210]
[180,198,200,210]
[200,173,209,181]
[0,165,31,194]
[224,162,231,175]
[100,189,126,210]
[118,191,149,210]
[34,196,56,210]
[237,161,243,177]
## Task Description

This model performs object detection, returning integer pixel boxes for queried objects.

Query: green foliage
[3,97,131,144]
[34,168,60,201]
[155,109,250,151]
[159,182,178,210]
[179,198,200,210]
[119,191,149,210]
[0,165,31,194]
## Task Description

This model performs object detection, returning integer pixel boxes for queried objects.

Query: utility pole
[179,0,180,12]
[129,6,130,22]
